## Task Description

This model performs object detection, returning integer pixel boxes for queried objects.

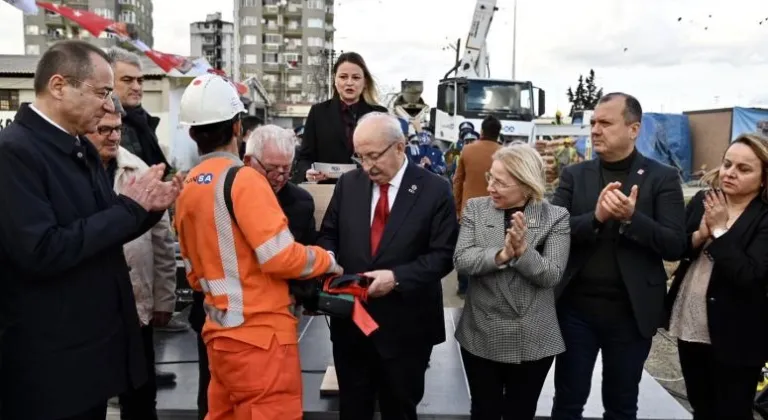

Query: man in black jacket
[106,47,171,174]
[550,93,686,420]
[317,112,458,420]
[189,124,315,419]
[0,40,181,420]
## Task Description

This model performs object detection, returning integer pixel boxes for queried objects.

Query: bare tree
[306,47,331,103]
[378,83,399,108]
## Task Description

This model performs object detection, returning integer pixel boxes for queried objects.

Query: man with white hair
[317,112,458,420]
[244,125,315,242]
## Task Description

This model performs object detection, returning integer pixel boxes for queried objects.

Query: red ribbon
[322,276,379,336]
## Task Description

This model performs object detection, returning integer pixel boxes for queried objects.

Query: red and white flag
[36,2,116,37]
[130,39,193,74]
[32,2,208,77]
[2,0,38,14]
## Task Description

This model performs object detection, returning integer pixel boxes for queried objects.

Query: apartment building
[22,0,154,56]
[190,12,235,77]
[235,0,335,124]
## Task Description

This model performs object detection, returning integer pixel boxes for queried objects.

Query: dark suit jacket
[551,153,687,338]
[317,163,459,358]
[665,191,768,366]
[277,182,316,245]
[0,104,161,419]
[293,97,387,183]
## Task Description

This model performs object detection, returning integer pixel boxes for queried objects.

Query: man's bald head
[352,112,407,185]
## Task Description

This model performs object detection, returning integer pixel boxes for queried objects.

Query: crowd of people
[0,39,767,420]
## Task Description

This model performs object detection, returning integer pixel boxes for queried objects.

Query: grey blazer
[454,197,571,364]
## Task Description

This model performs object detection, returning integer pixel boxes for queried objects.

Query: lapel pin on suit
[637,169,644,175]
[408,184,417,194]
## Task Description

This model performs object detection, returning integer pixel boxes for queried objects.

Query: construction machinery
[430,0,590,144]
[388,80,431,136]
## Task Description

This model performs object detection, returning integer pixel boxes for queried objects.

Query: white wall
[190,33,204,60]
[166,85,199,172]
[0,111,16,132]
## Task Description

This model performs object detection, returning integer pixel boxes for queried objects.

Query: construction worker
[174,73,342,420]
[554,137,579,174]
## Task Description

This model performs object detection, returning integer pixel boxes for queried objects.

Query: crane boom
[456,0,498,78]
[432,0,588,146]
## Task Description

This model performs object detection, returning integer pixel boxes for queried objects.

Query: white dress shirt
[29,104,81,145]
[370,157,408,225]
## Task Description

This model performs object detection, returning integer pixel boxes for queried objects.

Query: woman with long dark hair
[292,52,387,184]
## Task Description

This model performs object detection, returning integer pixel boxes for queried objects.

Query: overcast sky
[2,0,768,115]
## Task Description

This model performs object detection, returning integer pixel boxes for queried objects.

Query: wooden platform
[319,366,338,397]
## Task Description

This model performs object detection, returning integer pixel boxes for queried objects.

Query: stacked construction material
[535,139,565,187]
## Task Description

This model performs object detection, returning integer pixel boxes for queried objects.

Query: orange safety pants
[205,336,303,420]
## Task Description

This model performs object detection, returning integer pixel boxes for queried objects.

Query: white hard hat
[179,73,245,126]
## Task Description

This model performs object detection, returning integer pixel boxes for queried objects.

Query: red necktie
[370,184,390,256]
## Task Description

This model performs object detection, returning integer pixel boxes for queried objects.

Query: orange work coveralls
[175,152,339,420]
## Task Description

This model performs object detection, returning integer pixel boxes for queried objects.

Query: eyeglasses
[97,125,122,136]
[485,172,518,189]
[352,142,396,165]
[254,156,291,177]
[67,77,113,101]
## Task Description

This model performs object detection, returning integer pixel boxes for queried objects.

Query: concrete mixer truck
[387,80,430,136]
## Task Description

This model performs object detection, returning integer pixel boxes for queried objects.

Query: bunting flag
[2,0,38,14]
[34,1,202,76]
[19,0,237,81]
[36,2,116,37]
[129,39,194,74]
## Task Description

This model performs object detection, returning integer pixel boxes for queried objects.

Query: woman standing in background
[293,52,387,184]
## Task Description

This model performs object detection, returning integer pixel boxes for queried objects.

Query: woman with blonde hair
[293,51,387,184]
[666,133,768,420]
[454,143,571,419]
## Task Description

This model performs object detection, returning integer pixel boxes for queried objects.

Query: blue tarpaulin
[731,107,768,140]
[573,113,692,181]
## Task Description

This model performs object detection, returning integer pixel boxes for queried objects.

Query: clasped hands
[122,164,184,212]
[694,189,728,242]
[497,211,528,264]
[595,182,638,223]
